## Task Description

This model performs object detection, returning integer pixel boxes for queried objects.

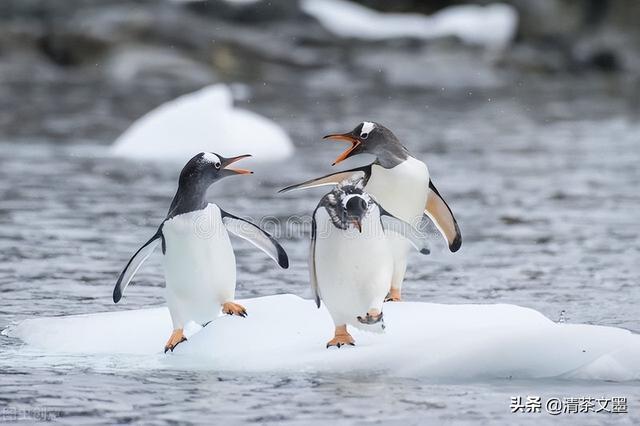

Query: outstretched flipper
[278,165,372,193]
[378,205,430,255]
[309,207,321,308]
[113,225,165,303]
[220,209,289,269]
[424,180,462,252]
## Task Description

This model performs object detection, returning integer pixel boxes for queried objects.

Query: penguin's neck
[167,181,211,219]
[376,143,410,169]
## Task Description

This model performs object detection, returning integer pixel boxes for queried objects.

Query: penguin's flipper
[278,165,372,193]
[220,209,289,269]
[309,208,321,308]
[424,180,462,252]
[113,225,165,303]
[378,205,430,255]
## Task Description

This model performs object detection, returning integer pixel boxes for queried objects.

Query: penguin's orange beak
[223,154,253,175]
[323,133,361,166]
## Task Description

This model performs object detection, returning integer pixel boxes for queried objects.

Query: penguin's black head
[179,152,252,186]
[323,121,404,166]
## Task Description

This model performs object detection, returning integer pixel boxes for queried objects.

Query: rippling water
[1,76,639,423]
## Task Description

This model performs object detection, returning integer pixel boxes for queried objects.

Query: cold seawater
[1,77,640,424]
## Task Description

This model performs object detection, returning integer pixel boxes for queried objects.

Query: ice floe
[110,85,294,162]
[6,294,640,381]
[301,0,518,49]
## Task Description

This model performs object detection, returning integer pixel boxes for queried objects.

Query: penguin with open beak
[310,177,429,348]
[281,121,461,302]
[113,152,289,353]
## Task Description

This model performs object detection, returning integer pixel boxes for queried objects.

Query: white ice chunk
[6,294,640,380]
[110,85,294,163]
[301,0,518,49]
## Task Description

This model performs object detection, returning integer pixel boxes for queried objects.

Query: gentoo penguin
[281,121,461,302]
[311,177,429,348]
[113,152,289,353]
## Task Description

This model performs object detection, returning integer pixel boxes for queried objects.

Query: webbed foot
[384,288,401,302]
[326,325,355,348]
[222,302,247,317]
[357,310,384,325]
[164,329,187,353]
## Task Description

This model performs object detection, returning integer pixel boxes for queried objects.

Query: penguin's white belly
[314,209,392,329]
[366,158,429,223]
[162,203,235,328]
[365,158,430,287]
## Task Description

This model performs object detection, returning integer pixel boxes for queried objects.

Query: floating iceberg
[110,85,294,162]
[301,0,518,49]
[6,294,640,381]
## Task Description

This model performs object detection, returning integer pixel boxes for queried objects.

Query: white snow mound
[110,85,294,162]
[7,294,640,380]
[302,0,518,49]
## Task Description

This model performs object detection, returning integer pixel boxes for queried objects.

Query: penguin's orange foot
[164,329,187,353]
[326,325,355,348]
[357,309,384,325]
[222,302,247,317]
[384,288,401,302]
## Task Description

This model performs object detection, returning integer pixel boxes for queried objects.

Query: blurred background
[1,1,639,423]
[1,0,639,142]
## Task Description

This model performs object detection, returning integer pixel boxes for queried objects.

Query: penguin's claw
[222,302,248,318]
[326,326,355,348]
[384,288,401,302]
[164,329,187,353]
[326,337,355,349]
[357,310,384,325]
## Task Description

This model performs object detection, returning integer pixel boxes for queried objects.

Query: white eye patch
[360,121,375,138]
[202,152,221,165]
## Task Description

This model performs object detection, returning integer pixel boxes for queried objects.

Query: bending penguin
[310,177,429,348]
[281,121,461,302]
[113,152,289,353]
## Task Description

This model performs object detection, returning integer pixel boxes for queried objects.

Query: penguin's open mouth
[222,154,253,175]
[323,133,361,166]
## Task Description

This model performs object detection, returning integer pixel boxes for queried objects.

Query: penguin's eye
[214,162,221,169]
[360,132,368,139]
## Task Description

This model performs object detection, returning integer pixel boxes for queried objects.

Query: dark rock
[37,31,109,66]
[104,45,217,85]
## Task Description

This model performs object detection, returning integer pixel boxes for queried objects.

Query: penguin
[113,152,289,353]
[281,121,461,302]
[310,177,429,348]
